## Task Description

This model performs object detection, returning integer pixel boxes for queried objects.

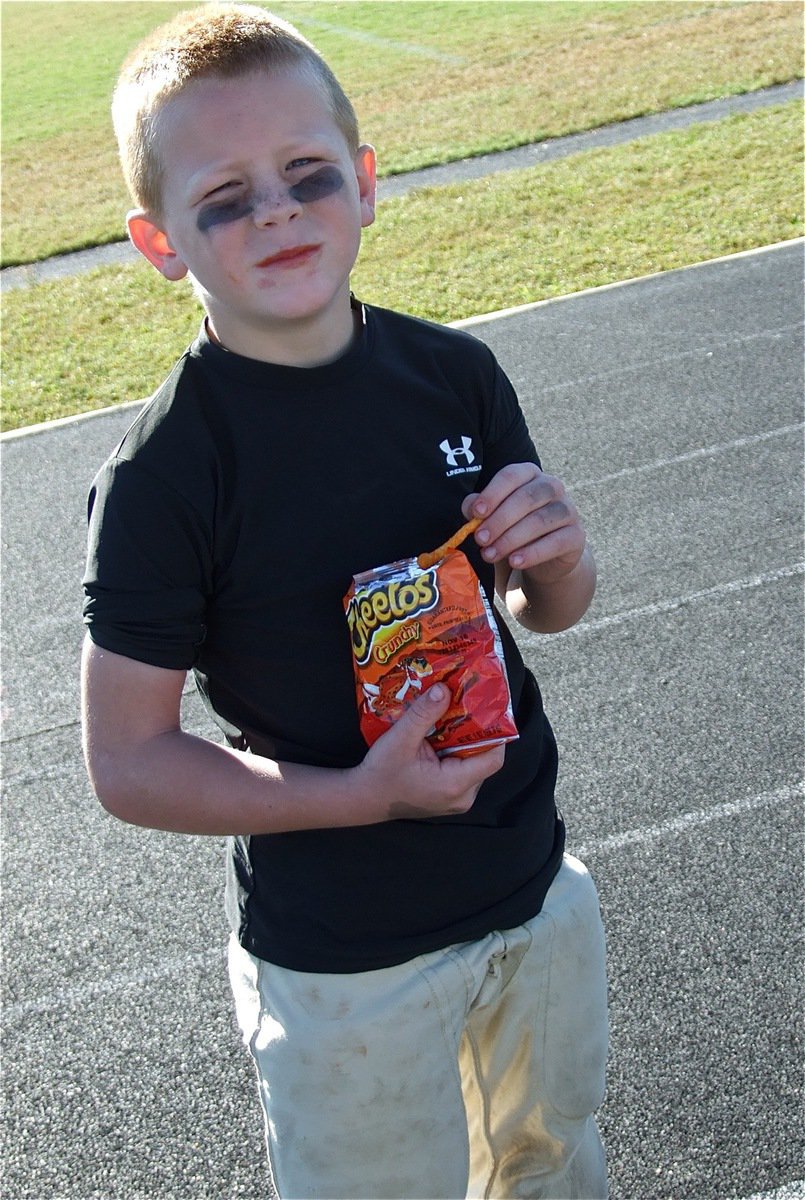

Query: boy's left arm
[463,462,596,634]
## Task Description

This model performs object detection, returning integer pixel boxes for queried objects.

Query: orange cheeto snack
[417,515,481,570]
[343,545,518,758]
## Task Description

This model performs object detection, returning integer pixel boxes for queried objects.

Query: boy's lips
[256,244,320,269]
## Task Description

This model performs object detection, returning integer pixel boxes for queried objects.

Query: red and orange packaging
[343,544,519,758]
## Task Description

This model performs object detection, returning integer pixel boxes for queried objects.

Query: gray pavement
[2,80,801,292]
[2,239,804,1198]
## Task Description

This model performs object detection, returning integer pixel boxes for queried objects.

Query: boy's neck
[205,291,361,368]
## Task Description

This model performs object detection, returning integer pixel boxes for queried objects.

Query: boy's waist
[228,798,564,974]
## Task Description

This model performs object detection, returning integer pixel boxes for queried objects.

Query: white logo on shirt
[439,436,482,477]
[440,436,475,467]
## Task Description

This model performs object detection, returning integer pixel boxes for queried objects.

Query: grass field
[1,0,803,431]
[3,101,801,432]
[1,0,801,264]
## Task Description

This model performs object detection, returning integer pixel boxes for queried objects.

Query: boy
[81,6,609,1198]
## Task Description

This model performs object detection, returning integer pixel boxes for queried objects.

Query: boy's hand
[353,684,505,820]
[463,462,585,586]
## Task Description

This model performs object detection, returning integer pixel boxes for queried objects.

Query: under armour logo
[440,436,475,467]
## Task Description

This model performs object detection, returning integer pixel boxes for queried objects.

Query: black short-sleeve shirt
[84,302,564,971]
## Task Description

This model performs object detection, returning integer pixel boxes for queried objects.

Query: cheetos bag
[343,548,518,758]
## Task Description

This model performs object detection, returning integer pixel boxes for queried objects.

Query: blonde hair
[112,4,360,215]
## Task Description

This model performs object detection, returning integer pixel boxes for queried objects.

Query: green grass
[2,1,802,432]
[1,0,802,264]
[354,102,804,321]
[2,103,801,433]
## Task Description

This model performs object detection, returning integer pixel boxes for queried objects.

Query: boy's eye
[204,180,242,199]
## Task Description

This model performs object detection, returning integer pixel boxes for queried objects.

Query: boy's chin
[255,283,353,327]
[207,292,356,363]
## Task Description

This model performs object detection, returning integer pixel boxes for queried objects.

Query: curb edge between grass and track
[2,237,802,444]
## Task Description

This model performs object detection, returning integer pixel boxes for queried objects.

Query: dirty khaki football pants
[228,853,608,1200]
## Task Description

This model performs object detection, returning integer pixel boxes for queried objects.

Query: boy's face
[128,67,376,363]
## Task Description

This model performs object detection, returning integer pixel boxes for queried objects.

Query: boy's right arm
[81,638,504,834]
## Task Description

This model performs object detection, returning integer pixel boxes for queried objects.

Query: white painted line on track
[571,423,803,490]
[537,322,803,397]
[544,562,804,641]
[4,949,223,1023]
[575,782,804,860]
[740,1182,805,1200]
[4,784,801,1025]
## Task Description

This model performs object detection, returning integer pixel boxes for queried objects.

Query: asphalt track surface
[2,240,803,1198]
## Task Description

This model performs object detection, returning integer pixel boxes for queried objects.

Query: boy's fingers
[389,689,505,780]
[461,493,481,521]
[474,470,575,561]
[392,683,451,743]
[445,744,508,791]
[470,464,542,520]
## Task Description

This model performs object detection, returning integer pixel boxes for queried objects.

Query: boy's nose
[251,186,302,225]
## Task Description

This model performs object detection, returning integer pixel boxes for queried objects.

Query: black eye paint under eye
[197,197,254,233]
[196,166,346,233]
[288,165,344,204]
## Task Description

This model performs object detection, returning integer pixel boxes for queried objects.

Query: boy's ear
[126,211,189,281]
[355,144,377,229]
